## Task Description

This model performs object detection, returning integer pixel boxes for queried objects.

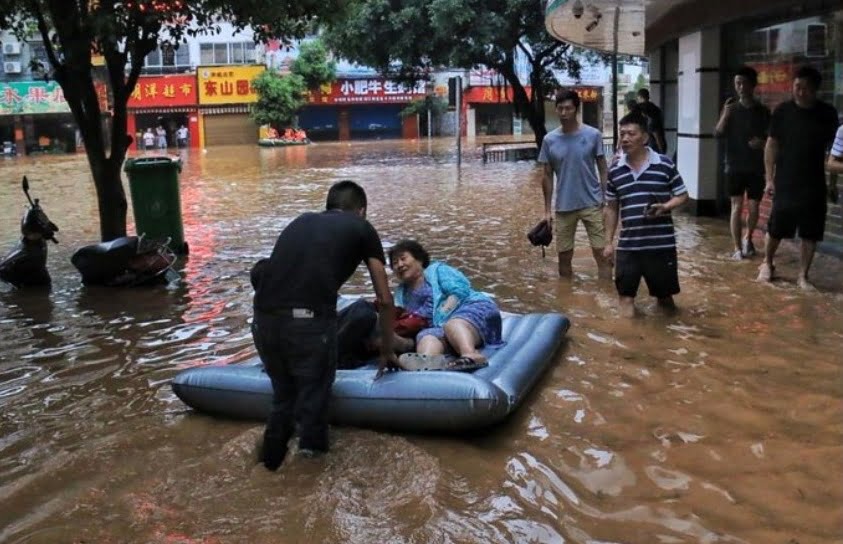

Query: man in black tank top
[251,180,397,470]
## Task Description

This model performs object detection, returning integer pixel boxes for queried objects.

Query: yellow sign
[197,65,265,105]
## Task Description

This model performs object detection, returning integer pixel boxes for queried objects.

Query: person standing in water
[603,112,689,317]
[251,180,397,471]
[715,65,771,260]
[537,89,611,279]
[758,65,839,289]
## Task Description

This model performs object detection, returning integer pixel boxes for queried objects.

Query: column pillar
[676,28,721,216]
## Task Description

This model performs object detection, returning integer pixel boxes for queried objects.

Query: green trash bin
[124,155,188,255]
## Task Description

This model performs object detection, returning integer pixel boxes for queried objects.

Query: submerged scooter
[0,176,179,288]
[71,233,179,287]
[0,176,60,287]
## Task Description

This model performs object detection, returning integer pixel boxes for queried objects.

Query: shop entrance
[135,112,189,149]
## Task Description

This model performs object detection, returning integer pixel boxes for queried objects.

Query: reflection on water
[1,140,842,543]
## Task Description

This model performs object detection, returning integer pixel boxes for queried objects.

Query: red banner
[307,78,427,105]
[128,75,197,108]
[749,62,793,94]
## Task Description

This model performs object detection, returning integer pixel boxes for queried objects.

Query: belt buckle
[292,308,314,319]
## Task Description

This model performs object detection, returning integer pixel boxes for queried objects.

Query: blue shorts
[417,299,502,348]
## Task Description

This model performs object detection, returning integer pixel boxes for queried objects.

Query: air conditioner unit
[3,42,21,55]
[3,61,22,74]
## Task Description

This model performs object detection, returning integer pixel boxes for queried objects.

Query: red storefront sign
[307,78,427,105]
[570,86,601,102]
[749,62,793,94]
[128,75,197,107]
[462,86,536,104]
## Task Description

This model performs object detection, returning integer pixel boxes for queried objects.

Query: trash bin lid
[124,155,182,172]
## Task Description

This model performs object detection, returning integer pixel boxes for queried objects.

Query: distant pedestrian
[636,88,667,154]
[758,65,839,290]
[714,65,771,260]
[603,112,689,318]
[537,89,611,279]
[142,128,155,150]
[176,124,189,148]
[156,126,167,149]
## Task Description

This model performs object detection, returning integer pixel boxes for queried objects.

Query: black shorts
[615,249,680,299]
[727,172,764,200]
[767,201,826,241]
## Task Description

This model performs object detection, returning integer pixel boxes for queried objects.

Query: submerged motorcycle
[0,176,60,287]
[1,176,179,288]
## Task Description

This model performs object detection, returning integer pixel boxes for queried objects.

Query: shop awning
[545,0,646,56]
[199,105,251,115]
[129,107,197,114]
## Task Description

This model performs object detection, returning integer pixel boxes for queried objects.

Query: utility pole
[456,75,462,167]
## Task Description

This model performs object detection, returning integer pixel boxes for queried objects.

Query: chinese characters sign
[462,86,534,104]
[0,82,70,115]
[570,87,600,102]
[749,63,793,94]
[197,65,265,105]
[307,79,427,105]
[128,75,197,107]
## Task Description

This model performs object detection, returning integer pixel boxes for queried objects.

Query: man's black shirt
[254,210,385,312]
[722,100,771,174]
[639,101,666,154]
[770,100,839,202]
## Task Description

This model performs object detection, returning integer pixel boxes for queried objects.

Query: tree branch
[29,1,65,82]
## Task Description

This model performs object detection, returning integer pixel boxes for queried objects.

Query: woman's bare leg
[443,318,486,363]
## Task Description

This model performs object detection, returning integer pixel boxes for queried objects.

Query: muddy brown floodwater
[0,139,841,544]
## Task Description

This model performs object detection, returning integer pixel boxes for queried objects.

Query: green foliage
[292,39,336,89]
[251,70,306,129]
[252,38,335,129]
[323,0,592,145]
[399,96,447,118]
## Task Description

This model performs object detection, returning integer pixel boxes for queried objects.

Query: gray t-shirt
[537,125,604,212]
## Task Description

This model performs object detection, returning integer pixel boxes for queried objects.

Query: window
[197,42,258,65]
[805,23,827,57]
[29,43,49,71]
[144,43,190,73]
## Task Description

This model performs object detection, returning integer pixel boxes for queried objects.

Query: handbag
[527,219,553,257]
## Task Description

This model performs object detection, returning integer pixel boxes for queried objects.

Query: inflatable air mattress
[171,312,569,432]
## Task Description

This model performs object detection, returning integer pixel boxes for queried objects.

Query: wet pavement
[0,139,841,543]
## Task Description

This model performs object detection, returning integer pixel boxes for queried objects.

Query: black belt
[258,306,336,319]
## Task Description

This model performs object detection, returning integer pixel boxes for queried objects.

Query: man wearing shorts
[538,89,610,279]
[603,112,689,318]
[715,65,771,260]
[759,65,839,289]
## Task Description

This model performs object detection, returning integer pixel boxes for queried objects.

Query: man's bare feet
[797,276,817,291]
[757,262,774,282]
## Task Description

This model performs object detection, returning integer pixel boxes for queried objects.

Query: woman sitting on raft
[387,239,502,371]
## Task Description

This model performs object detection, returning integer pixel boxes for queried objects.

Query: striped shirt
[832,125,843,158]
[606,149,688,251]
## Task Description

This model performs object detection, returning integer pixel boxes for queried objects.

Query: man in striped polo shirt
[603,112,689,317]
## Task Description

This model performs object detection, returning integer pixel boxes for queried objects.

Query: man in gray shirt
[538,89,610,278]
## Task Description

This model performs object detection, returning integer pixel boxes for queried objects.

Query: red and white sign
[128,75,198,108]
[307,78,427,105]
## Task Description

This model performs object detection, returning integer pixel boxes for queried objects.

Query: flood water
[0,139,841,544]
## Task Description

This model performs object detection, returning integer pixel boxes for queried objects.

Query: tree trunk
[498,62,547,149]
[93,156,128,242]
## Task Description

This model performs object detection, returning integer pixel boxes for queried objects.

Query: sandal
[397,353,454,371]
[446,356,489,372]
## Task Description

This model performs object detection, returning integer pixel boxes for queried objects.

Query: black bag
[527,219,553,257]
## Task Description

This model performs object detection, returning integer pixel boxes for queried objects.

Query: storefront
[0,81,82,154]
[303,78,425,141]
[127,74,199,150]
[197,65,264,146]
[463,86,516,136]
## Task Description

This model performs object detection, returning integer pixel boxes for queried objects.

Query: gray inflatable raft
[171,312,569,432]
